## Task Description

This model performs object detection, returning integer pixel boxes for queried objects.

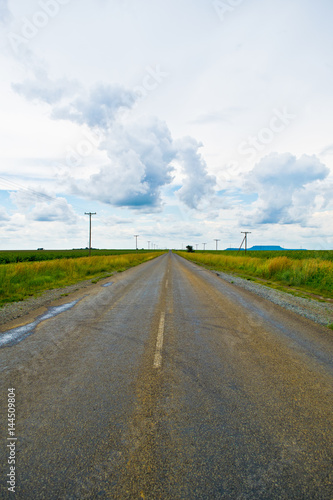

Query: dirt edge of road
[0,275,114,327]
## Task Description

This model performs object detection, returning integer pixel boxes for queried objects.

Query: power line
[0,175,85,216]
[0,176,56,204]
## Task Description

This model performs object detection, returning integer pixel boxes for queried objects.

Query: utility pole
[238,231,252,254]
[214,239,220,251]
[148,241,150,250]
[196,244,198,251]
[85,212,96,256]
[242,232,251,253]
[134,235,139,251]
[203,243,206,250]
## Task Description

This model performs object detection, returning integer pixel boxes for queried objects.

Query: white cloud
[51,83,137,128]
[29,197,77,223]
[12,68,79,105]
[71,116,176,209]
[246,153,330,225]
[10,190,78,224]
[0,206,10,221]
[175,137,216,209]
[12,65,136,127]
[12,68,217,211]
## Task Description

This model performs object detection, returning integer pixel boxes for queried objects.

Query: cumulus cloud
[246,153,329,224]
[12,63,138,129]
[10,190,77,224]
[12,68,136,126]
[13,69,216,210]
[12,68,79,105]
[71,117,175,209]
[69,119,217,210]
[52,84,137,128]
[30,198,77,223]
[175,137,216,209]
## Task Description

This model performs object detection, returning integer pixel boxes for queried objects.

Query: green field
[177,250,333,299]
[0,248,159,264]
[0,251,166,305]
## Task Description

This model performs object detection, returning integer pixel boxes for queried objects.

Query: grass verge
[0,252,165,305]
[176,251,333,300]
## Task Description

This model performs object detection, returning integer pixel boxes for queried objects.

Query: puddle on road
[0,299,82,348]
[102,282,114,288]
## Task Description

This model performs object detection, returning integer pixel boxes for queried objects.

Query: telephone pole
[214,239,220,251]
[148,241,150,250]
[134,235,139,251]
[203,243,207,250]
[238,231,252,254]
[85,212,96,256]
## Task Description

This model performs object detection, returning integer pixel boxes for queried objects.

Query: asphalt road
[0,252,332,499]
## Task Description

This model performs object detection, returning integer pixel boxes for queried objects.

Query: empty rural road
[1,252,332,499]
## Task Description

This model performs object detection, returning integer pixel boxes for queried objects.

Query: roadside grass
[177,251,333,299]
[221,249,333,261]
[0,252,164,305]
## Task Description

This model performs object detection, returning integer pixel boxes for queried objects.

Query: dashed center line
[153,312,165,369]
[165,279,169,289]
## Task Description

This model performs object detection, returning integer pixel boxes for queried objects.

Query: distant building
[225,245,306,251]
[249,246,306,251]
[249,245,285,251]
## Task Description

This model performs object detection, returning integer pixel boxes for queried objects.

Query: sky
[0,0,332,250]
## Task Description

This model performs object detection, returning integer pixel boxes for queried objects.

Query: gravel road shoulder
[215,270,333,328]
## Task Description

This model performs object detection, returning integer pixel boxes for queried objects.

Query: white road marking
[153,312,165,369]
[165,279,169,289]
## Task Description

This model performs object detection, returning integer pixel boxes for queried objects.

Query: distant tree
[186,245,194,253]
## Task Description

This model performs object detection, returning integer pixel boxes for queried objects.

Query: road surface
[0,252,332,499]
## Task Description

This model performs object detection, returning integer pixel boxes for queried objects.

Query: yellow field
[0,252,164,304]
[178,252,333,297]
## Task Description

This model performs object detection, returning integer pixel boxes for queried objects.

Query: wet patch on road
[0,298,83,348]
